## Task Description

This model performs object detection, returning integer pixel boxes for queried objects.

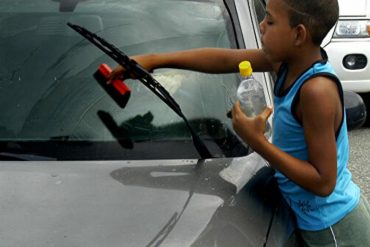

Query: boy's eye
[262,16,273,25]
[263,12,274,25]
[265,18,273,25]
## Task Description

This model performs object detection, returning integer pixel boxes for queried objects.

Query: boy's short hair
[282,0,339,45]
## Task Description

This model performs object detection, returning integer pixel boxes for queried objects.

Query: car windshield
[0,0,248,160]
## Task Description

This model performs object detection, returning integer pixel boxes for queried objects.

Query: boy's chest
[278,75,296,95]
[276,77,303,122]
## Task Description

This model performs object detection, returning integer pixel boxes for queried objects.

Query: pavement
[348,125,370,202]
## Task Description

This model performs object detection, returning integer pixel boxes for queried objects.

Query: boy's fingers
[261,106,273,120]
[108,66,125,84]
[232,101,242,115]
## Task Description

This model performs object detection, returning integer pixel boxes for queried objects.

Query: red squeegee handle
[97,64,130,95]
[94,64,131,108]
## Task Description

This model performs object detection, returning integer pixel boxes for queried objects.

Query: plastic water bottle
[236,61,267,117]
[236,61,271,138]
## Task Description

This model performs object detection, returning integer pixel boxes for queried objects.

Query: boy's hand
[107,55,155,84]
[107,65,126,84]
[231,101,272,149]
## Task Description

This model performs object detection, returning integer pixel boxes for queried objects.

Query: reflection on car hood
[0,156,285,247]
[339,0,368,16]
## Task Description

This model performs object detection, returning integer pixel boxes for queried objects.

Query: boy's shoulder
[300,76,339,99]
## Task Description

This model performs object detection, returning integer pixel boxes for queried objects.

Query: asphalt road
[348,125,370,202]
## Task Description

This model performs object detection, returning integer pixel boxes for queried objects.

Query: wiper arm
[67,22,212,159]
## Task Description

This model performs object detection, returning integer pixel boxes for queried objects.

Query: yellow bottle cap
[239,61,253,77]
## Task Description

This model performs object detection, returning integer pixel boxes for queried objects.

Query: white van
[323,0,370,93]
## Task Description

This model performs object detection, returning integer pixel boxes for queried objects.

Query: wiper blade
[67,22,213,159]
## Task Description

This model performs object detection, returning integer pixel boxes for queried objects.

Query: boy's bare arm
[109,48,277,81]
[232,77,341,197]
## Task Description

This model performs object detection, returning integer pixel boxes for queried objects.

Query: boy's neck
[283,46,322,87]
[288,45,322,73]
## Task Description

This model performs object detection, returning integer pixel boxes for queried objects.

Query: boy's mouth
[260,40,266,50]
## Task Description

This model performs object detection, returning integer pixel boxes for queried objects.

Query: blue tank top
[272,55,360,231]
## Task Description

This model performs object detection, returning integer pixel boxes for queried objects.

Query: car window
[253,0,266,25]
[0,0,251,160]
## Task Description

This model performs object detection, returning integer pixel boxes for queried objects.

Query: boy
[109,0,370,245]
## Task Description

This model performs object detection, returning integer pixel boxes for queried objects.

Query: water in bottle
[236,61,267,117]
[236,61,271,137]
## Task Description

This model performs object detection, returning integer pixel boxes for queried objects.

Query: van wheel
[360,93,370,126]
[344,91,367,130]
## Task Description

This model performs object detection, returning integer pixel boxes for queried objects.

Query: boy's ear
[293,24,308,46]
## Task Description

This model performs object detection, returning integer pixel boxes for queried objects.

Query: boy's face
[259,0,296,63]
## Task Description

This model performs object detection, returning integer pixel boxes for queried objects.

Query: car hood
[0,155,290,247]
[338,0,369,16]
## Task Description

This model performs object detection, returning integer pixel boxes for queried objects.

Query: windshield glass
[0,0,248,160]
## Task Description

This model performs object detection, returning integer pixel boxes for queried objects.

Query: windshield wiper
[67,22,212,159]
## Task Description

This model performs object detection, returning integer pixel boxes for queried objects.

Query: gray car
[0,0,365,246]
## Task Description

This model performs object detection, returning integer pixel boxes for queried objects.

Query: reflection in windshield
[0,0,246,159]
